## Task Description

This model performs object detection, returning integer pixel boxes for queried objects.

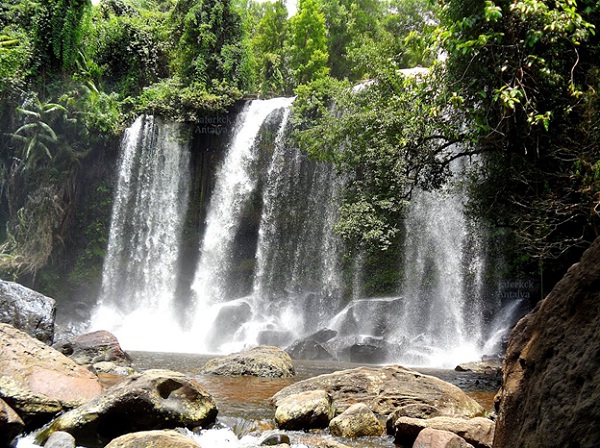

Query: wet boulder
[286,339,335,361]
[274,390,335,430]
[53,330,132,366]
[454,361,500,375]
[0,323,102,428]
[392,416,494,448]
[201,346,295,378]
[47,369,217,446]
[272,365,483,418]
[104,430,201,448]
[0,280,56,344]
[0,397,25,447]
[493,236,600,448]
[413,428,475,448]
[328,403,383,438]
[206,300,252,349]
[44,431,76,448]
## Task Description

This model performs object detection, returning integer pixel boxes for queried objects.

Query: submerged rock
[328,403,383,438]
[271,365,483,418]
[494,236,600,448]
[201,346,295,378]
[392,416,494,448]
[0,323,102,428]
[47,369,217,446]
[53,330,132,367]
[0,280,56,344]
[104,430,201,448]
[274,390,335,430]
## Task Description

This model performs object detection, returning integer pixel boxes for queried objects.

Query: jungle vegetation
[0,0,598,298]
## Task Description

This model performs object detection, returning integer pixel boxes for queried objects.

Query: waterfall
[189,97,347,352]
[92,116,191,351]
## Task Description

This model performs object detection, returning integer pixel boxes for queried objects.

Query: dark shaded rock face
[0,397,25,446]
[286,339,334,361]
[201,346,295,378]
[47,369,217,446]
[53,330,132,366]
[0,280,56,344]
[494,236,600,448]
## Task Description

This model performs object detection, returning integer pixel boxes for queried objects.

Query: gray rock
[0,280,56,344]
[104,430,201,448]
[206,300,252,350]
[260,433,291,446]
[274,390,335,430]
[494,236,600,448]
[454,361,500,374]
[44,431,76,448]
[0,397,25,447]
[386,404,442,433]
[413,428,475,448]
[392,416,494,448]
[286,339,335,361]
[272,365,484,418]
[328,403,383,438]
[201,346,295,378]
[47,369,217,446]
[0,323,102,429]
[53,330,131,366]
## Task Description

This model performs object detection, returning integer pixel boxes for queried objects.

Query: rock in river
[53,330,132,367]
[328,403,383,438]
[0,280,56,344]
[0,323,102,428]
[271,365,483,418]
[104,430,202,448]
[201,346,295,378]
[274,390,335,430]
[46,369,217,446]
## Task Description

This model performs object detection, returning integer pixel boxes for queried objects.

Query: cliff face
[493,236,600,448]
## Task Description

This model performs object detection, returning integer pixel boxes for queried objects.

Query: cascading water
[91,115,191,351]
[190,97,347,352]
[90,98,523,366]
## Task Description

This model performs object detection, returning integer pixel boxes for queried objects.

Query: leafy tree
[438,0,600,277]
[288,0,329,85]
[252,0,290,95]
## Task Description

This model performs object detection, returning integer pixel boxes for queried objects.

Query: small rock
[386,404,442,433]
[44,431,76,448]
[329,403,383,438]
[53,330,131,366]
[454,361,500,374]
[392,416,494,448]
[201,346,295,378]
[0,280,56,344]
[274,390,335,430]
[260,433,291,446]
[0,397,25,446]
[413,428,475,448]
[104,430,201,448]
[93,362,135,376]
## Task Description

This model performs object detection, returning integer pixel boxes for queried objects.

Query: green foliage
[288,0,330,85]
[0,27,33,94]
[252,0,291,95]
[439,0,600,264]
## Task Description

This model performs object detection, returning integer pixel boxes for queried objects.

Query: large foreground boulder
[494,236,600,448]
[0,323,102,427]
[328,403,383,438]
[0,280,56,344]
[47,369,217,446]
[201,346,295,378]
[271,365,483,418]
[53,330,132,366]
[104,430,201,448]
[413,428,475,448]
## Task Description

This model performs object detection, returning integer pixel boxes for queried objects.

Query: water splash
[91,116,191,351]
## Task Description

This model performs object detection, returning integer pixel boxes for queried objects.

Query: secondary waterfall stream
[92,98,523,366]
